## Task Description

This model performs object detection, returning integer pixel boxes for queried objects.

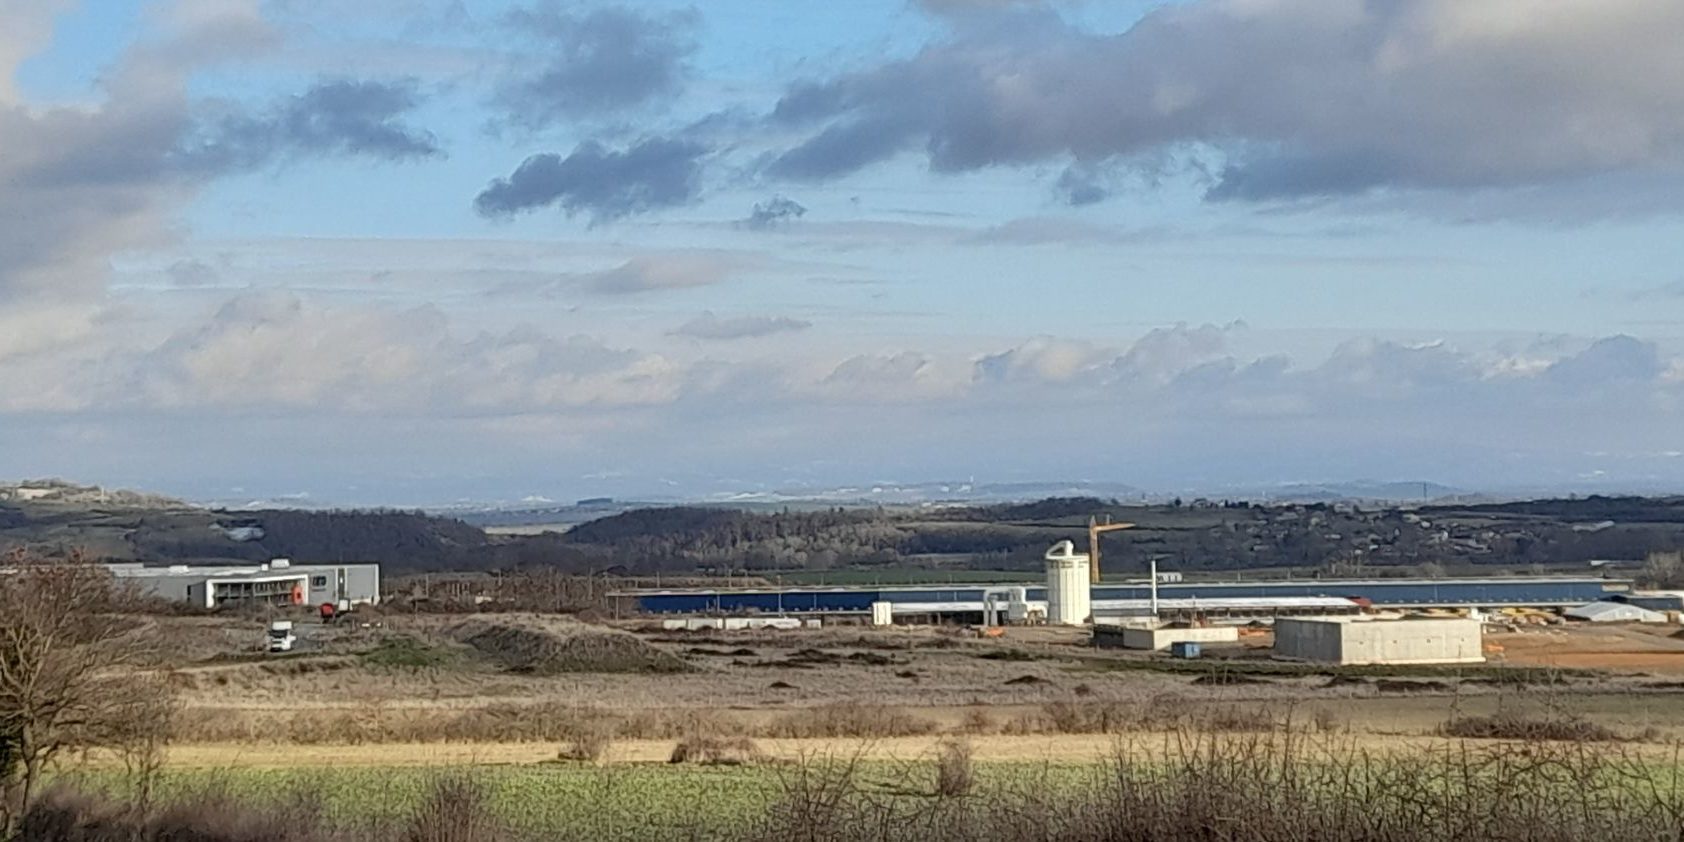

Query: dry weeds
[669,736,765,765]
[765,703,937,739]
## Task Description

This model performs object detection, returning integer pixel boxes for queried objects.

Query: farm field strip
[73,729,1684,770]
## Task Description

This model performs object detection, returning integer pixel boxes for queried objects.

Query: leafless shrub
[960,709,997,735]
[669,735,764,765]
[1440,711,1620,742]
[105,673,180,815]
[766,703,935,739]
[19,784,352,842]
[1310,707,1344,734]
[1025,700,1140,734]
[178,702,747,746]
[1194,705,1278,733]
[403,776,505,842]
[933,739,973,798]
[755,728,1684,842]
[1009,699,1283,737]
[18,781,516,842]
[556,718,614,763]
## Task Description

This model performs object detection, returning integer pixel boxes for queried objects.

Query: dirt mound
[446,616,691,674]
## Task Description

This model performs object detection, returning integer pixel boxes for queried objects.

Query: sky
[2,0,1683,506]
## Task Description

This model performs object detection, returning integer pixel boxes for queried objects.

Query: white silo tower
[1044,540,1092,625]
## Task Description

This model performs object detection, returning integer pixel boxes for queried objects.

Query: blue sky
[2,0,1683,505]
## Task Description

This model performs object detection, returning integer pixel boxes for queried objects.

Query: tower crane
[1087,516,1136,585]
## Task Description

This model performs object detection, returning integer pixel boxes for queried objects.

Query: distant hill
[3,482,1683,578]
[0,479,182,507]
[0,497,607,573]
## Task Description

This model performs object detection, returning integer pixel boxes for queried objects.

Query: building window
[311,576,328,587]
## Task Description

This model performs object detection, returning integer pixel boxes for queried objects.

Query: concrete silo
[1044,540,1092,625]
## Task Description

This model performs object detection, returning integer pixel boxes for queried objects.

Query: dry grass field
[31,611,1684,840]
[124,610,1684,770]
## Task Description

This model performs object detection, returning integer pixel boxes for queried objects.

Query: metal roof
[891,596,1358,614]
[614,576,1621,598]
[103,562,373,580]
[1565,601,1667,622]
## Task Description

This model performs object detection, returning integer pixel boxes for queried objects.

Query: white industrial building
[1565,601,1668,623]
[1274,617,1484,665]
[1096,624,1241,651]
[105,560,380,609]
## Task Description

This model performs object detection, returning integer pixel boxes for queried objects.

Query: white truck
[266,620,297,653]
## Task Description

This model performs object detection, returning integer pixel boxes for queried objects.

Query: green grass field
[58,761,1103,839]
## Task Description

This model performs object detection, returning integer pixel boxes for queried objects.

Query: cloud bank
[767,1,1684,202]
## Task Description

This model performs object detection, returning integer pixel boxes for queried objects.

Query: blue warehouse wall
[633,577,1627,614]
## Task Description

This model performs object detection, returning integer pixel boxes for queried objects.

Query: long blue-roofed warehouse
[616,576,1632,621]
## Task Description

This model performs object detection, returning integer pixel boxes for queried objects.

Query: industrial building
[1274,617,1484,665]
[618,575,1629,622]
[106,560,380,609]
[1094,624,1242,651]
[1605,591,1684,613]
[1565,601,1668,623]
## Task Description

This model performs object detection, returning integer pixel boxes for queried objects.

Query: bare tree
[1641,550,1684,589]
[0,551,165,833]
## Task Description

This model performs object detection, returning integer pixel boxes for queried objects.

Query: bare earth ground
[133,613,1684,770]
[1493,624,1684,672]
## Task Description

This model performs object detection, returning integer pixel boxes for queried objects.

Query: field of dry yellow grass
[115,611,1684,773]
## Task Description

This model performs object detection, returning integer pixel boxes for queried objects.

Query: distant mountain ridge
[0,478,182,508]
[4,477,1681,579]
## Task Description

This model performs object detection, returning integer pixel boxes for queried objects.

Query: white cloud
[813,351,970,402]
[974,336,1105,383]
[129,293,686,412]
[670,312,812,341]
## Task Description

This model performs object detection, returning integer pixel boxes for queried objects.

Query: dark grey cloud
[670,312,811,340]
[765,2,1684,205]
[499,6,697,126]
[741,196,807,229]
[0,96,187,300]
[179,79,441,172]
[1055,164,1109,206]
[474,137,706,222]
[0,1,290,305]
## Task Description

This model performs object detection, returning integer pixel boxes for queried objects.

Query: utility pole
[1149,557,1160,619]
